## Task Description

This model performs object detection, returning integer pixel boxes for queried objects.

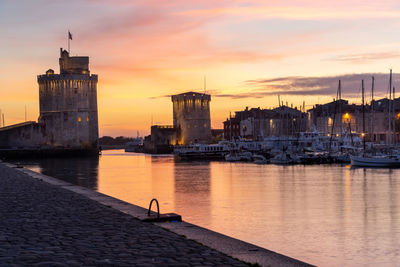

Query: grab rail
[147,198,160,219]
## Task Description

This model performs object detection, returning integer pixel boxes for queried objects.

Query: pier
[0,161,312,266]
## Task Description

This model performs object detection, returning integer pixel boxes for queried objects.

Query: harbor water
[16,149,400,266]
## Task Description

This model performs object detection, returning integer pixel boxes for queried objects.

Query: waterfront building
[223,117,240,140]
[308,98,400,143]
[0,48,99,154]
[224,106,308,140]
[143,125,178,154]
[171,92,212,145]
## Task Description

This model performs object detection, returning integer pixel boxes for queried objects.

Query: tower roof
[171,91,211,101]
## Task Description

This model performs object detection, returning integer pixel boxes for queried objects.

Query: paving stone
[0,163,248,266]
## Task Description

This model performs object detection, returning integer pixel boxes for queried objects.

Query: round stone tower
[37,48,98,150]
[172,92,212,144]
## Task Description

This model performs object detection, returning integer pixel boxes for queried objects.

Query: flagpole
[68,31,70,53]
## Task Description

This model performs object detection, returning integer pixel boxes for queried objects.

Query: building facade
[308,98,400,143]
[223,106,308,140]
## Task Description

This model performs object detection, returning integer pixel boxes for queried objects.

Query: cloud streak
[212,73,400,99]
[328,52,400,64]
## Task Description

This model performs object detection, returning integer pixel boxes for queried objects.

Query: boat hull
[350,155,400,167]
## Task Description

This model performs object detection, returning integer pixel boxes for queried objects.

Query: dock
[0,161,313,266]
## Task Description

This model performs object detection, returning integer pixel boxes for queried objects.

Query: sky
[2,0,400,137]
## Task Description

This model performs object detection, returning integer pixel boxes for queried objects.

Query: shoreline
[0,160,313,266]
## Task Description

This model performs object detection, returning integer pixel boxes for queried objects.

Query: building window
[78,116,82,122]
[204,123,207,128]
[87,116,90,122]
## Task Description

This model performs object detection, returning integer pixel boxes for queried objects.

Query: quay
[0,161,312,267]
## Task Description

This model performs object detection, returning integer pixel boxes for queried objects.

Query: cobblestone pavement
[0,164,248,266]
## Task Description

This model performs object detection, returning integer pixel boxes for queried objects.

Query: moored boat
[350,155,400,167]
[174,142,230,160]
[252,154,268,164]
[225,151,253,162]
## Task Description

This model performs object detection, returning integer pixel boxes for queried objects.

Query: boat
[350,155,400,167]
[124,137,143,152]
[252,154,268,164]
[225,151,253,162]
[270,152,299,165]
[350,76,400,167]
[174,142,230,160]
[330,152,351,163]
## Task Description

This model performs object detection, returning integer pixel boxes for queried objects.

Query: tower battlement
[59,48,90,75]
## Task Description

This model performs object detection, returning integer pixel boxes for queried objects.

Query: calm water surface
[16,150,400,266]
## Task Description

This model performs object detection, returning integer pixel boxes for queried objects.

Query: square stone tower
[171,92,212,144]
[37,49,99,149]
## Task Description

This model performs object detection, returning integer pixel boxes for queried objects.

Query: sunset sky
[2,0,400,136]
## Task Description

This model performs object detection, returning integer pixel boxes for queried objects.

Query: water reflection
[174,161,211,224]
[16,150,400,267]
[12,156,99,190]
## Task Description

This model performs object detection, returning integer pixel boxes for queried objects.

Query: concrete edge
[6,162,315,267]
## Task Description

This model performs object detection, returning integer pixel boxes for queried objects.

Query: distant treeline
[99,136,134,146]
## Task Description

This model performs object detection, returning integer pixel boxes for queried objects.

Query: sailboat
[350,74,400,167]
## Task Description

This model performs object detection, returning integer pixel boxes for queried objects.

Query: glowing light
[78,116,81,122]
[344,113,350,119]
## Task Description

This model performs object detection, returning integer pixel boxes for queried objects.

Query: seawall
[0,161,314,266]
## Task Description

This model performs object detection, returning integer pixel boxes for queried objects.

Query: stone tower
[37,48,99,149]
[171,92,212,144]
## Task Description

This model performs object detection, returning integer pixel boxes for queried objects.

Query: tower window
[78,116,82,122]
[87,116,89,122]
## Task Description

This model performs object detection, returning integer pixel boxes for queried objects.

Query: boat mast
[329,80,340,151]
[394,86,396,145]
[362,79,366,152]
[371,76,374,142]
[388,69,392,145]
[338,80,342,133]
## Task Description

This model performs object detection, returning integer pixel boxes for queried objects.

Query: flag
[68,31,73,40]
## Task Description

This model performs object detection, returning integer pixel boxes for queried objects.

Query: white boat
[350,155,400,167]
[225,151,253,162]
[270,152,296,165]
[174,142,230,160]
[252,154,267,164]
[124,138,143,152]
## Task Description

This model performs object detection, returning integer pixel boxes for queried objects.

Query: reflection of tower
[171,92,211,145]
[173,161,211,225]
[38,155,99,190]
[37,48,98,149]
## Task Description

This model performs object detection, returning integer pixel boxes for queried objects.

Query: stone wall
[0,122,45,149]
